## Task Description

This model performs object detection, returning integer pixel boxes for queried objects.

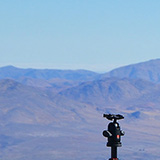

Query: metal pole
[109,146,118,160]
[111,146,117,158]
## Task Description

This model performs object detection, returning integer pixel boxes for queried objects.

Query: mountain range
[0,59,160,159]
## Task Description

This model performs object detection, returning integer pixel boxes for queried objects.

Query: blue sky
[0,0,160,72]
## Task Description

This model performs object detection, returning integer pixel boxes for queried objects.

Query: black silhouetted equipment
[102,114,125,160]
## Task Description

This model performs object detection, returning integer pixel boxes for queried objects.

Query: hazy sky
[1,0,160,72]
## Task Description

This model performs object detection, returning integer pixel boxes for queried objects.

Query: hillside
[103,59,160,83]
[54,77,160,110]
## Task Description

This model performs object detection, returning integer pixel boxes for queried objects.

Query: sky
[0,0,160,72]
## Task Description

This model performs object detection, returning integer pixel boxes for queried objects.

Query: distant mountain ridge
[103,59,160,83]
[0,65,99,81]
[2,59,160,84]
[0,65,100,91]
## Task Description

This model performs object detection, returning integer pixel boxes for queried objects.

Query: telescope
[102,114,125,160]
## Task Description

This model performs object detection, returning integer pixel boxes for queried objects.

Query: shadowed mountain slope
[54,77,160,111]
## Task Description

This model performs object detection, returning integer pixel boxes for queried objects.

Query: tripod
[102,114,125,160]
